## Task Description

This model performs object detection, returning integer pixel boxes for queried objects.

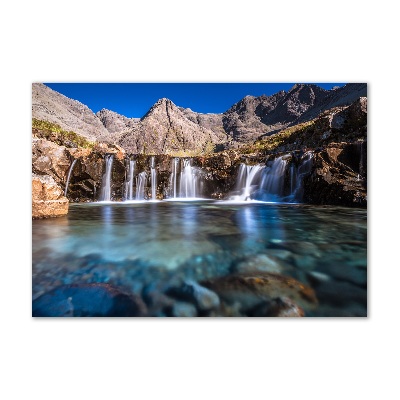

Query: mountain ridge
[32,83,367,154]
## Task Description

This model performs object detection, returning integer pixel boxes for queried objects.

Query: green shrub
[32,119,95,149]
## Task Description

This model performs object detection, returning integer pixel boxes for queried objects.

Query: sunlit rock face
[32,174,69,218]
[32,138,70,185]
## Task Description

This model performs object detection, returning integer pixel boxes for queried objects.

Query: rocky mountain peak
[96,108,138,134]
[141,98,185,124]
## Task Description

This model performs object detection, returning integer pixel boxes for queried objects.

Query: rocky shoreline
[32,137,367,217]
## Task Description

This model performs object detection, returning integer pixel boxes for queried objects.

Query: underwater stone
[165,280,220,311]
[171,301,198,317]
[233,254,284,274]
[248,297,305,317]
[202,272,318,313]
[32,283,147,317]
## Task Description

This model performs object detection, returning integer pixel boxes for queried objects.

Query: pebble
[234,254,284,274]
[166,280,220,311]
[307,271,331,282]
[171,302,198,317]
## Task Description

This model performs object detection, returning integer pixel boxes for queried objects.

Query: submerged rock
[201,272,318,313]
[233,253,285,274]
[248,297,305,317]
[321,263,367,287]
[32,283,147,317]
[313,280,366,308]
[266,297,305,317]
[170,302,198,317]
[166,280,220,311]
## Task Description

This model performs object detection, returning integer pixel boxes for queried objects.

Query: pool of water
[32,201,367,316]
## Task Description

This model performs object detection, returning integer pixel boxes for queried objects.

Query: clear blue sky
[44,83,346,119]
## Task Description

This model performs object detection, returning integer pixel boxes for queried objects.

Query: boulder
[32,283,147,317]
[32,174,69,218]
[303,141,367,207]
[202,272,318,313]
[32,138,70,183]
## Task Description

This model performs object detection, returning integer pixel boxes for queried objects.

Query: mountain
[96,109,139,135]
[296,83,367,123]
[32,83,112,143]
[179,107,225,135]
[32,83,367,154]
[223,84,328,142]
[118,98,228,154]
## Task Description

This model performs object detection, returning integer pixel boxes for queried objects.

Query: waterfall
[288,152,313,202]
[168,158,203,198]
[64,159,77,197]
[100,154,114,201]
[124,159,136,200]
[169,157,179,198]
[179,158,201,198]
[229,164,265,201]
[258,157,288,201]
[136,171,147,200]
[229,155,310,202]
[150,156,157,200]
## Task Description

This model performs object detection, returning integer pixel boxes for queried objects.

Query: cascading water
[100,154,114,201]
[169,157,180,198]
[150,156,157,200]
[179,158,201,198]
[136,171,147,200]
[124,159,136,200]
[287,152,313,202]
[168,158,203,198]
[230,153,313,203]
[229,164,265,201]
[64,159,77,197]
[258,157,288,201]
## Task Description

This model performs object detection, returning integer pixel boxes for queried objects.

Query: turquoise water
[32,201,367,316]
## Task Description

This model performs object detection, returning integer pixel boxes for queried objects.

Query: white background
[1,1,399,399]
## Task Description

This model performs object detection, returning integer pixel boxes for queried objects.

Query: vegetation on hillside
[32,119,95,149]
[238,108,367,156]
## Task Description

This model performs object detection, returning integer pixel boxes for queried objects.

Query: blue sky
[44,83,346,119]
